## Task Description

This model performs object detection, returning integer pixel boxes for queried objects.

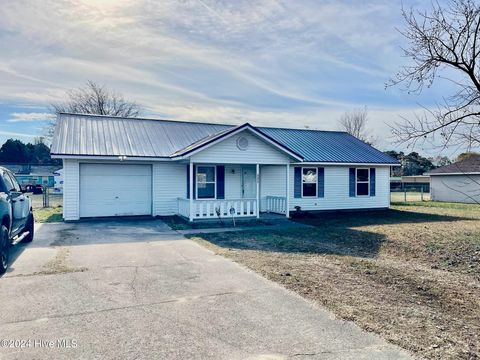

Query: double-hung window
[356,168,369,196]
[302,168,317,197]
[196,166,216,199]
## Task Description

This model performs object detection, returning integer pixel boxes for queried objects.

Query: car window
[2,171,15,192]
[0,172,7,192]
[7,172,21,192]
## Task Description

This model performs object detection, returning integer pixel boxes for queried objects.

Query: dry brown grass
[190,202,480,360]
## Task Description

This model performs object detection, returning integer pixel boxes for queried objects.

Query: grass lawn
[33,206,63,223]
[189,202,480,360]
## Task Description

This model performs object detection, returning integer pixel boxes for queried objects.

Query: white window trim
[355,168,370,197]
[301,167,318,198]
[196,165,217,200]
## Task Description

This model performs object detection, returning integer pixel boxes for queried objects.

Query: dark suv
[0,167,34,274]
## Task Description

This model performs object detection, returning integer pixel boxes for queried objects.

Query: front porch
[177,196,288,220]
[177,162,289,221]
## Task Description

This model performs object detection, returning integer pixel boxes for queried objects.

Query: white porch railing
[177,198,257,220]
[265,196,287,214]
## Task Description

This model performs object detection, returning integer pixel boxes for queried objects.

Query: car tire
[22,214,34,243]
[0,225,10,275]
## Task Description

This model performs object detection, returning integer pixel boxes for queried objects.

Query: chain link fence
[391,186,430,202]
[29,187,63,209]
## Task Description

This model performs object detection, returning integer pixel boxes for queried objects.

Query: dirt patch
[36,247,87,276]
[191,203,480,360]
[35,227,87,275]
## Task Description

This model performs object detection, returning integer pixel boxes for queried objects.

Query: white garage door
[80,164,152,217]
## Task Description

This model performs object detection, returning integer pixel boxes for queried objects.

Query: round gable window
[236,136,249,150]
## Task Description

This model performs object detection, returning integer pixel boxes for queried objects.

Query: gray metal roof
[258,127,397,163]
[51,113,398,164]
[426,156,480,175]
[51,113,229,158]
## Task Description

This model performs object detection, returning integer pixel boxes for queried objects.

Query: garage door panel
[80,164,152,217]
[81,164,152,176]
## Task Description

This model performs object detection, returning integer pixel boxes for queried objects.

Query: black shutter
[294,167,302,198]
[216,166,225,199]
[370,168,376,197]
[349,168,356,197]
[317,167,324,198]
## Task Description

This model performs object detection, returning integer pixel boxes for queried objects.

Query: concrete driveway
[0,220,412,360]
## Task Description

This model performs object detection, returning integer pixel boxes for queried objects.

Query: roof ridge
[58,112,348,134]
[57,112,234,127]
[258,125,348,134]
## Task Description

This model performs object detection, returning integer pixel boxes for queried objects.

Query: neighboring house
[426,157,480,204]
[50,113,399,221]
[1,164,61,188]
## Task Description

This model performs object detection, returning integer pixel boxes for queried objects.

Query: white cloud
[0,0,453,153]
[0,0,404,108]
[0,130,36,138]
[7,112,55,123]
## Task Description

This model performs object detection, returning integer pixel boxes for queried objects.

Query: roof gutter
[427,172,480,176]
[51,154,174,161]
[291,162,400,166]
[51,154,400,166]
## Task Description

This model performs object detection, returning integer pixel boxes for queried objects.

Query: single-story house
[50,113,399,221]
[426,157,480,204]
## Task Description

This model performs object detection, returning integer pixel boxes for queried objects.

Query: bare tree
[47,81,142,139]
[388,0,480,150]
[338,107,376,144]
[456,151,480,161]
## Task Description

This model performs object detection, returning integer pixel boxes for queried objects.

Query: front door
[242,167,256,199]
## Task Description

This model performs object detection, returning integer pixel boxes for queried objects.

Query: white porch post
[256,164,260,218]
[285,163,290,218]
[189,161,193,222]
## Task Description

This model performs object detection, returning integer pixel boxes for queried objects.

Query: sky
[0,0,465,158]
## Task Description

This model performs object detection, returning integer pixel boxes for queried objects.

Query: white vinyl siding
[63,161,188,219]
[260,165,287,211]
[289,166,389,211]
[191,130,291,164]
[61,160,391,220]
[430,175,480,204]
[152,163,186,215]
[63,159,80,220]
